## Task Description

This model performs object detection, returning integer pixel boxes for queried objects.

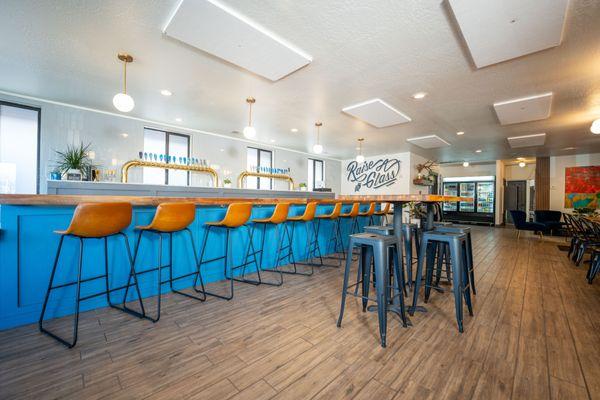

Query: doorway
[504,180,527,224]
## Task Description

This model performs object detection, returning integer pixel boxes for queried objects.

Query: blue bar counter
[0,198,358,330]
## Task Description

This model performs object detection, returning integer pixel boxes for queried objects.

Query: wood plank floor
[1,226,599,400]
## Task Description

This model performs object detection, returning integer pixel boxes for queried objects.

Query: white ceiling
[448,0,568,68]
[0,0,599,162]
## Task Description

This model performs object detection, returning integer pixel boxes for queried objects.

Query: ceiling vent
[163,0,312,81]
[493,92,553,125]
[406,135,451,149]
[342,98,411,128]
[507,133,546,148]
[448,0,568,68]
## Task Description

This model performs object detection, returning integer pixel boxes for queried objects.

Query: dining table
[337,194,473,317]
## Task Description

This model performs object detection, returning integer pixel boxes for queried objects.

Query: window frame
[0,100,41,194]
[247,146,273,190]
[308,158,324,191]
[143,127,191,185]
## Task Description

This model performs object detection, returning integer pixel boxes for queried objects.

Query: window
[0,102,40,194]
[246,147,273,189]
[308,158,324,190]
[143,127,190,185]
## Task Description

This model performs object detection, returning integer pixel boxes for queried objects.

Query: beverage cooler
[442,176,495,225]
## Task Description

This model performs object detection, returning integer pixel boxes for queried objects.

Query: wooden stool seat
[55,202,132,237]
[205,202,253,227]
[135,203,196,233]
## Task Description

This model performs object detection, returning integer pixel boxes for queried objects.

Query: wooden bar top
[0,194,470,206]
[337,194,470,202]
[0,194,339,206]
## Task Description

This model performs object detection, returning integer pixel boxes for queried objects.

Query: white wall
[0,93,341,194]
[505,163,535,181]
[549,153,600,212]
[438,162,496,179]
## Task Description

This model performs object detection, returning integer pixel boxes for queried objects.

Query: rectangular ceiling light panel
[493,92,553,125]
[164,0,312,81]
[448,0,568,68]
[342,98,411,128]
[507,133,546,148]
[406,135,451,149]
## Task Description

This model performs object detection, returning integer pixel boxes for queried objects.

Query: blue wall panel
[0,203,371,330]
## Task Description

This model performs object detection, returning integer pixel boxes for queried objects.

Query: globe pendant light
[243,97,257,139]
[112,53,135,112]
[355,138,365,163]
[313,122,323,154]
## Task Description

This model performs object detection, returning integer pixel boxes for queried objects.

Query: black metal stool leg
[410,237,429,316]
[448,240,464,333]
[39,236,83,348]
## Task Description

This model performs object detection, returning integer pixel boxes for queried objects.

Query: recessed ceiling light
[220,148,225,152]
[456,131,465,136]
[160,89,172,96]
[516,157,525,161]
[270,139,276,143]
[518,161,526,168]
[463,161,470,167]
[120,133,128,138]
[562,147,576,150]
[175,117,182,122]
[475,149,482,153]
[412,92,427,100]
[291,128,298,133]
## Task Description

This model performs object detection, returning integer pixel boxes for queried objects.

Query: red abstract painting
[564,166,600,208]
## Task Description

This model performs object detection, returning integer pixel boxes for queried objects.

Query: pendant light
[355,138,365,163]
[112,53,135,112]
[243,97,257,139]
[313,122,323,154]
[518,161,526,168]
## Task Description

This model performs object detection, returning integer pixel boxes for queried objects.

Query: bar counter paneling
[0,194,350,330]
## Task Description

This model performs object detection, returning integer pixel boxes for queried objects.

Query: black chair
[534,210,566,235]
[510,210,546,239]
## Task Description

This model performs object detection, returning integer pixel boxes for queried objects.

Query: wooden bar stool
[250,203,290,284]
[39,202,145,348]
[286,201,321,274]
[196,202,260,300]
[123,202,206,322]
[358,202,376,227]
[373,203,391,225]
[315,202,344,266]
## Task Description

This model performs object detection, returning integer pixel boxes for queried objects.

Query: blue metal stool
[337,233,407,348]
[434,224,476,295]
[410,231,473,332]
[362,225,407,296]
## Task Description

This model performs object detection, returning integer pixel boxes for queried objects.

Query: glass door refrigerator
[442,176,495,225]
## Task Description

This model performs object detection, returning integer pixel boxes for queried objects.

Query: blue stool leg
[362,245,374,312]
[448,239,464,333]
[466,232,476,294]
[403,227,413,287]
[391,245,408,327]
[337,238,355,327]
[373,242,388,348]
[410,237,429,316]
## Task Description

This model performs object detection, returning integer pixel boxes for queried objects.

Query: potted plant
[54,142,95,181]
[299,182,307,191]
[406,201,426,225]
[223,178,232,188]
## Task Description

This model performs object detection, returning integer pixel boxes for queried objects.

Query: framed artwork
[564,166,600,208]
